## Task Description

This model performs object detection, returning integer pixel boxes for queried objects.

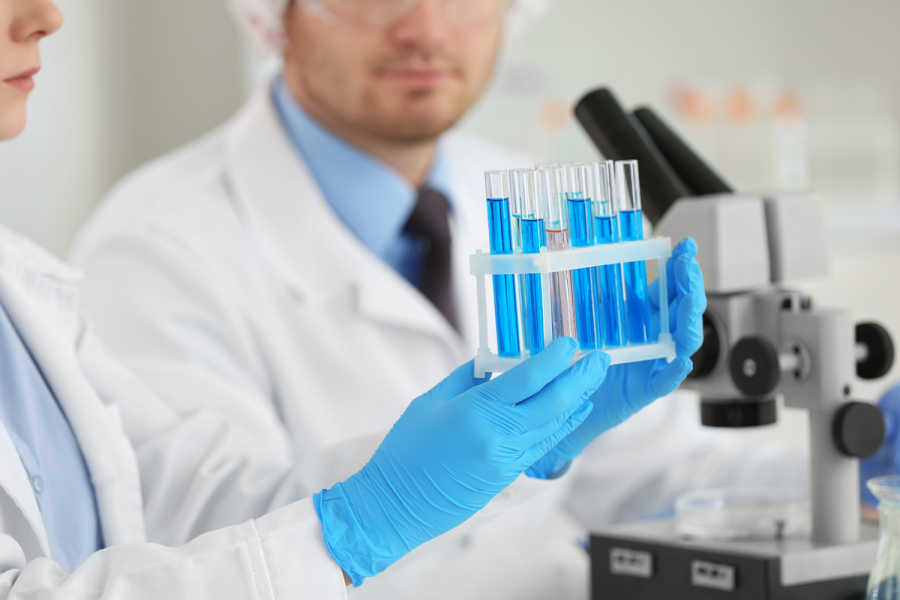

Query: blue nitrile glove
[314,337,611,586]
[861,384,900,506]
[527,237,707,479]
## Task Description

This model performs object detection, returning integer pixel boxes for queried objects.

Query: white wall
[0,0,109,255]
[461,0,900,169]
[0,0,245,255]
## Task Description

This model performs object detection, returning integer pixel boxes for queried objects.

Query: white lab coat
[0,226,348,599]
[71,84,806,599]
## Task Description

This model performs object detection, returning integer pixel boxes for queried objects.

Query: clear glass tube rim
[591,161,618,217]
[615,159,642,212]
[520,169,543,219]
[563,163,588,199]
[538,166,568,229]
[510,168,534,213]
[485,169,510,200]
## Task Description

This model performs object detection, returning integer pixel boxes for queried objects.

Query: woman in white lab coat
[0,0,624,596]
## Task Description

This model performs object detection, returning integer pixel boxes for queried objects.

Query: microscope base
[590,519,877,600]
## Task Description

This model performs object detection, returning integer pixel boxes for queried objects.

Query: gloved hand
[527,237,707,479]
[314,337,611,587]
[861,384,900,506]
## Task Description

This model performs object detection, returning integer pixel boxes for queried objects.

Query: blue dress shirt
[272,77,456,286]
[0,301,102,573]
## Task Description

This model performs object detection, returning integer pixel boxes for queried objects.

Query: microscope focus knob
[832,402,886,459]
[856,322,895,380]
[729,337,780,397]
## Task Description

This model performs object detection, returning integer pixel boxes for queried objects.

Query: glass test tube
[509,168,531,353]
[616,160,651,344]
[538,167,577,340]
[590,161,627,347]
[563,164,600,350]
[485,171,521,358]
[517,169,546,356]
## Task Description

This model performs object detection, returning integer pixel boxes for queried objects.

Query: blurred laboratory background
[1,0,898,444]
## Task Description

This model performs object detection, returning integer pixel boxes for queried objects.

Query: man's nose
[388,0,451,54]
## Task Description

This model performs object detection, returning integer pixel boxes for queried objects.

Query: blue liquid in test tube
[514,169,546,356]
[521,218,546,355]
[590,161,626,347]
[509,169,531,353]
[616,160,651,344]
[564,164,600,350]
[485,171,521,358]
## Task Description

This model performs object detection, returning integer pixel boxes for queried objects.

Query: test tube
[591,161,626,347]
[485,171,521,358]
[518,170,546,355]
[616,160,651,344]
[538,167,577,340]
[509,168,531,352]
[563,164,600,350]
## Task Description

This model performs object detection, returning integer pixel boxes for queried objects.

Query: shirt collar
[271,77,455,260]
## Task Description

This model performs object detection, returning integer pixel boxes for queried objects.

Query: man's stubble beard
[294,49,477,144]
[349,85,473,144]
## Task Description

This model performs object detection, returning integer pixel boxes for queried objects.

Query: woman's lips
[4,67,39,92]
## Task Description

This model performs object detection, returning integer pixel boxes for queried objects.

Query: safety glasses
[301,0,513,29]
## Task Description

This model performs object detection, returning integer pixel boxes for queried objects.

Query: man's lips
[379,68,453,86]
[4,67,39,92]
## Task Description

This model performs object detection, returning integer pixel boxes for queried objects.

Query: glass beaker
[867,476,900,599]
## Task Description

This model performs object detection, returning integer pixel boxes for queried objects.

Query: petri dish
[675,488,811,541]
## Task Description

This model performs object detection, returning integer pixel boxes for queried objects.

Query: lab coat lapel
[222,85,467,351]
[445,146,489,354]
[0,273,145,548]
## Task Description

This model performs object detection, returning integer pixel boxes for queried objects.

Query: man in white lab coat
[71,0,798,598]
[0,0,649,595]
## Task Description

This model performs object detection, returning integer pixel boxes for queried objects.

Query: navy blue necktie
[404,188,459,333]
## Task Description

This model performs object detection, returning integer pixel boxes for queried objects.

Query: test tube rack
[471,236,676,378]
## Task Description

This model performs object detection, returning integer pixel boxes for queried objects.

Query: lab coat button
[32,475,43,494]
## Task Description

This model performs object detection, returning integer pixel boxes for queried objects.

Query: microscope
[576,89,895,599]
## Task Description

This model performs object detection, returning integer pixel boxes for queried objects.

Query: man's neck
[284,75,437,188]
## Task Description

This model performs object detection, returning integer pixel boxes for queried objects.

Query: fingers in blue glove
[427,359,490,404]
[674,236,699,258]
[646,241,706,359]
[520,400,594,466]
[401,359,490,421]
[478,337,579,406]
[649,238,700,308]
[675,291,706,357]
[513,350,611,430]
[647,356,693,401]
[515,351,611,443]
[649,247,706,310]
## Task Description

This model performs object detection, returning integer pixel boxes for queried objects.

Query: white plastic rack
[471,236,677,378]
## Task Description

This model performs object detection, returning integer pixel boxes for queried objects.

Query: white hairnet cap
[230,0,556,57]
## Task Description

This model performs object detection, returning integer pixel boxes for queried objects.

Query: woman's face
[0,0,62,141]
